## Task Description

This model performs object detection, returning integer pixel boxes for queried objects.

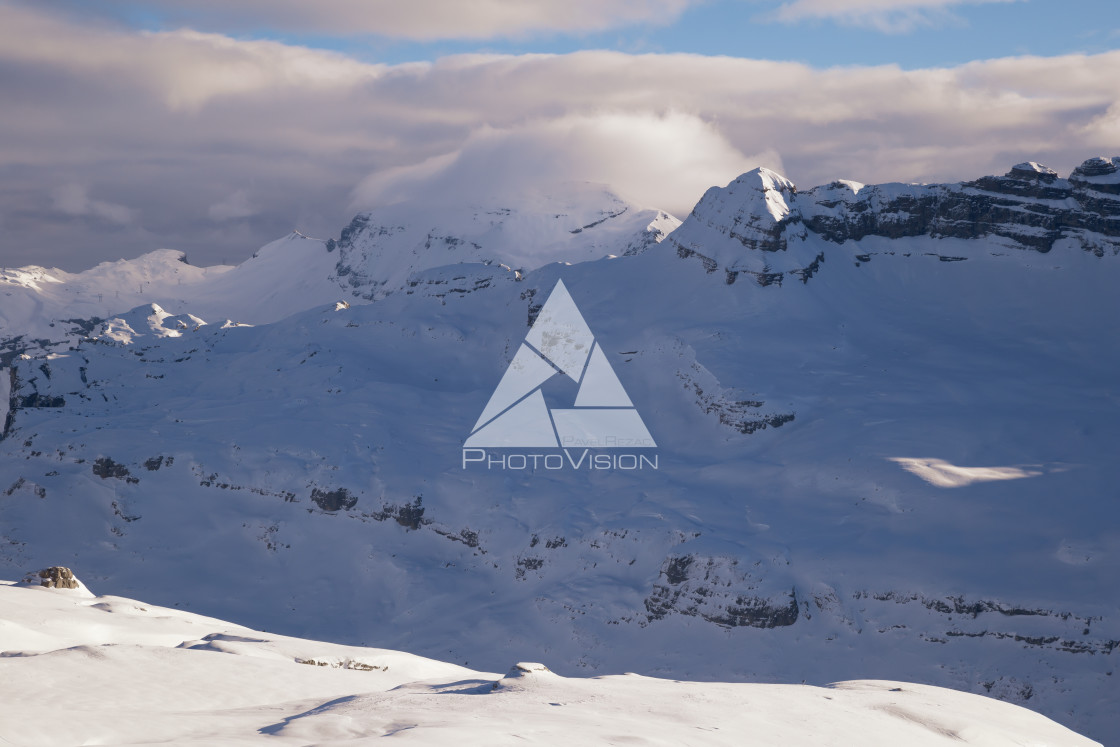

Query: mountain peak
[1071,156,1120,182]
[1008,161,1059,181]
[709,167,798,226]
[729,165,795,188]
[669,165,810,276]
[331,184,679,299]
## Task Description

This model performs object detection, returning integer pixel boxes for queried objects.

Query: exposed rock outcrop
[310,487,358,513]
[642,554,799,629]
[22,566,81,589]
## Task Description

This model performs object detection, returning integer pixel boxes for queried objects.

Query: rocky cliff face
[641,554,800,629]
[668,157,1120,283]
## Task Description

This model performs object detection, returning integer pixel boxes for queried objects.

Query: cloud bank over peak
[351,113,775,218]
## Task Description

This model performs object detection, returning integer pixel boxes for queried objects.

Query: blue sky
[377,7,1115,69]
[1,0,1118,270]
[72,0,1120,69]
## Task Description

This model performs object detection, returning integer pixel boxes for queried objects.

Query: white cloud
[1076,102,1120,143]
[46,0,698,40]
[351,113,776,218]
[208,190,258,221]
[0,7,379,112]
[52,184,136,225]
[769,0,1018,32]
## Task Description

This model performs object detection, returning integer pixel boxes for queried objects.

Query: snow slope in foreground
[0,579,1099,746]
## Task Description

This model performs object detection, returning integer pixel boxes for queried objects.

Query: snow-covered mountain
[0,575,1098,745]
[0,235,340,341]
[0,182,677,344]
[331,183,679,299]
[667,157,1120,284]
[1,159,1118,742]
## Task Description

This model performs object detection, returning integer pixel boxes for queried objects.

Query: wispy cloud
[208,190,258,222]
[52,184,136,225]
[40,0,700,40]
[768,0,1018,33]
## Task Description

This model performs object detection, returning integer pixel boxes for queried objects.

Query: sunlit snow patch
[888,458,1043,488]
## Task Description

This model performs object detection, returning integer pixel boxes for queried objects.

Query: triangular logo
[466,279,656,449]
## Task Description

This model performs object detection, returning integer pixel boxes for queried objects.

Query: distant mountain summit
[329,182,679,299]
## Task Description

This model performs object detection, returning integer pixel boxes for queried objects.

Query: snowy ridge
[1,185,677,349]
[92,303,207,345]
[0,249,226,344]
[330,182,679,299]
[0,578,1099,745]
[0,233,343,343]
[1070,156,1120,186]
[667,156,1120,285]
